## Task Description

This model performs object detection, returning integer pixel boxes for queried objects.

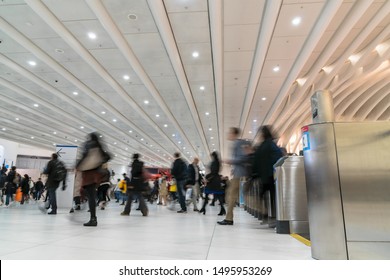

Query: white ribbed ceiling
[0,0,389,167]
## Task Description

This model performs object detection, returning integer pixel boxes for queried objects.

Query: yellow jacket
[118,179,127,193]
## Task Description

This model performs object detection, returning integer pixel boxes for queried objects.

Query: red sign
[301,126,309,132]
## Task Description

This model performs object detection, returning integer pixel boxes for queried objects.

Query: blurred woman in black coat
[252,125,283,223]
[200,151,225,216]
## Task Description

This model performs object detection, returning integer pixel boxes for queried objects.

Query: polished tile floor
[0,200,312,260]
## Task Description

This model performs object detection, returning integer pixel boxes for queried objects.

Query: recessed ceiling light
[253,119,257,122]
[144,100,149,104]
[141,138,144,141]
[101,111,106,114]
[127,13,138,21]
[53,132,57,134]
[292,17,302,26]
[123,75,130,80]
[75,139,78,142]
[28,61,37,66]
[113,119,117,122]
[178,141,181,144]
[249,131,252,134]
[88,32,97,39]
[172,134,175,137]
[33,104,39,107]
[273,66,280,72]
[183,147,186,150]
[192,51,199,58]
[164,124,168,127]
[200,86,205,90]
[80,126,84,129]
[209,128,212,131]
[125,147,128,150]
[210,137,214,140]
[2,128,6,131]
[31,136,34,139]
[99,135,103,138]
[205,112,209,116]
[114,142,117,145]
[212,143,215,146]
[73,91,78,95]
[262,97,267,101]
[129,130,132,133]
[156,114,160,117]
[15,118,19,121]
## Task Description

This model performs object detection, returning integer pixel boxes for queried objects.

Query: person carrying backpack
[42,153,67,215]
[171,152,188,213]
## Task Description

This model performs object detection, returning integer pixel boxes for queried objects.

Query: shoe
[194,209,199,212]
[217,219,233,225]
[136,208,141,211]
[75,205,81,210]
[120,203,124,205]
[48,211,57,215]
[199,208,206,215]
[120,212,130,216]
[69,208,74,213]
[177,210,187,213]
[83,218,97,226]
[218,208,226,216]
[142,210,149,216]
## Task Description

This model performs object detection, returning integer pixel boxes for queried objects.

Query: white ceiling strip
[147,0,211,157]
[238,0,280,130]
[208,0,224,158]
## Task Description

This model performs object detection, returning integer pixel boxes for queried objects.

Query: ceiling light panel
[273,2,325,37]
[63,20,117,50]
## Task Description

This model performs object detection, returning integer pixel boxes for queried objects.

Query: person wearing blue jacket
[218,127,250,225]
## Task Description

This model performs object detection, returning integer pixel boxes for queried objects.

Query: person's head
[211,151,220,162]
[117,178,120,182]
[11,166,16,171]
[133,153,140,160]
[24,174,29,179]
[193,157,199,165]
[51,153,58,160]
[87,132,99,142]
[259,125,274,141]
[38,178,41,181]
[228,127,240,141]
[174,152,181,159]
[122,173,126,178]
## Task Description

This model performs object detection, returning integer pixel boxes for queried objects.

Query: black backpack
[52,160,67,182]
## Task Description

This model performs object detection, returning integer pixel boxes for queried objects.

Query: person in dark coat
[42,153,67,214]
[5,166,17,206]
[76,132,111,226]
[171,152,188,213]
[252,125,283,225]
[200,151,225,216]
[20,174,30,204]
[186,157,201,211]
[34,178,44,200]
[120,153,148,217]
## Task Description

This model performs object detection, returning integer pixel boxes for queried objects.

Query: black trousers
[84,184,97,219]
[124,190,148,215]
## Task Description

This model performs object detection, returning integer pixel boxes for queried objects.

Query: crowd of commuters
[1,126,284,228]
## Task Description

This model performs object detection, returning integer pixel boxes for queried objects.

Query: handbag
[77,147,106,171]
